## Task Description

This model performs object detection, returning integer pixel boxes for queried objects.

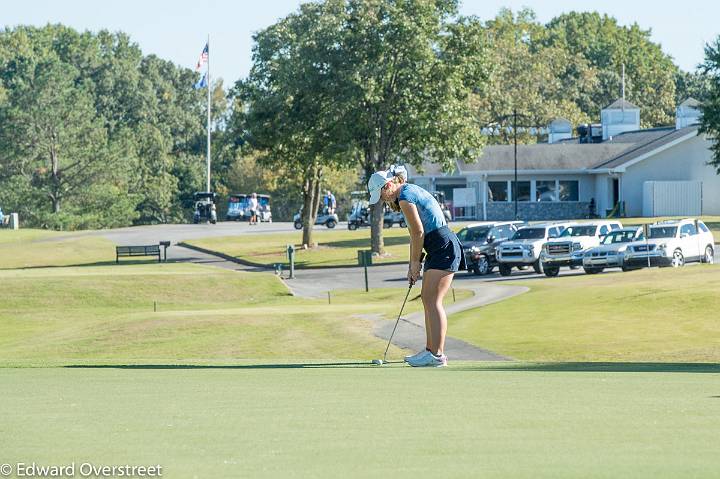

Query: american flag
[195,43,209,71]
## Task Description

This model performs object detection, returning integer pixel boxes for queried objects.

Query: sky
[2,0,719,86]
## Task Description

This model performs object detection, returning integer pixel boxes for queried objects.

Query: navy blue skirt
[423,226,465,272]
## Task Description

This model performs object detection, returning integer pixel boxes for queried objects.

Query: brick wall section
[485,202,591,221]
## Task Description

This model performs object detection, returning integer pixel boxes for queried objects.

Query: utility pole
[513,108,518,220]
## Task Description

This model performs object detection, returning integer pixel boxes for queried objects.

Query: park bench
[116,241,170,263]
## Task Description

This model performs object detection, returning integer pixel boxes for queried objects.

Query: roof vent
[676,98,701,130]
[547,118,572,144]
[601,99,640,140]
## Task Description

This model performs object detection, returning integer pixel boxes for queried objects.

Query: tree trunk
[365,149,385,255]
[50,140,61,214]
[301,163,322,247]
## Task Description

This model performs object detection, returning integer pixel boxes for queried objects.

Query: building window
[559,180,579,201]
[511,181,531,202]
[536,180,557,202]
[488,181,508,202]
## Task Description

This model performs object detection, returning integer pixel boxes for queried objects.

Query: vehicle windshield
[648,226,678,239]
[600,230,639,245]
[457,227,491,242]
[559,225,597,237]
[511,228,545,240]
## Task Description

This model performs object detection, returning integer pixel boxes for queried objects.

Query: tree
[675,70,713,105]
[476,8,593,144]
[238,0,351,247]
[545,12,678,127]
[334,0,490,253]
[698,36,720,173]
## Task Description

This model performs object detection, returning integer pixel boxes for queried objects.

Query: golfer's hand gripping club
[408,252,426,286]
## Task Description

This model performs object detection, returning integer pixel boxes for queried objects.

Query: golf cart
[226,194,272,222]
[432,191,452,223]
[347,191,371,230]
[294,206,339,229]
[383,209,406,228]
[192,192,217,224]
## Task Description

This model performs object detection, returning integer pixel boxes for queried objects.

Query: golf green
[2,363,718,478]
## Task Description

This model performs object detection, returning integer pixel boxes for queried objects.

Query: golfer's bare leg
[422,269,454,355]
[421,278,433,350]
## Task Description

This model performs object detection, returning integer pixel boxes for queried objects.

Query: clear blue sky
[3,0,718,86]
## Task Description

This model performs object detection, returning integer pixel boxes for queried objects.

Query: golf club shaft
[382,284,413,362]
[381,252,425,362]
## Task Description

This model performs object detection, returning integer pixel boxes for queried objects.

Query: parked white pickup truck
[623,219,715,268]
[539,220,623,277]
[496,223,570,276]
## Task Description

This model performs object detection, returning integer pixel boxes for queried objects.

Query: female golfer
[368,166,464,367]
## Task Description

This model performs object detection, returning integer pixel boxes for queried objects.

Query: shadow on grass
[62,362,720,372]
[458,362,720,374]
[63,362,387,370]
[0,259,184,270]
[325,236,409,249]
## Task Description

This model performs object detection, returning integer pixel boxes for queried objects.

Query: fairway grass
[1,365,719,478]
[0,229,114,268]
[0,262,471,367]
[185,228,414,268]
[450,265,720,362]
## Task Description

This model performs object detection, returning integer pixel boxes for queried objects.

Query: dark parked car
[456,221,525,275]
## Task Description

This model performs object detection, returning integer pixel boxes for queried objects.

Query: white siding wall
[621,134,720,216]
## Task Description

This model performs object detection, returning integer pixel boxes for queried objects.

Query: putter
[373,252,425,366]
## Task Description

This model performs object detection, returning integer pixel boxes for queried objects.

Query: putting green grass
[1,364,719,478]
[0,229,113,268]
[450,265,720,362]
[0,262,471,367]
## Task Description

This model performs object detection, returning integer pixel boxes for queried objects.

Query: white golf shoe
[407,351,447,367]
[404,348,430,363]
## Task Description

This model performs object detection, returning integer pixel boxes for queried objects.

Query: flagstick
[206,34,211,193]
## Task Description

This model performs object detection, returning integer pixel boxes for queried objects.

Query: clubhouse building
[408,98,720,220]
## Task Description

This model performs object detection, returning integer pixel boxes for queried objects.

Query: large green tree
[334,0,490,253]
[699,36,720,173]
[477,8,594,144]
[238,0,352,247]
[545,11,678,127]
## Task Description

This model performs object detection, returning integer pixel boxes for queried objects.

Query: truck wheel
[399,220,407,228]
[671,249,684,268]
[348,222,358,231]
[532,260,543,274]
[383,221,392,229]
[294,221,303,230]
[499,264,512,277]
[544,267,560,277]
[702,245,714,264]
[476,256,490,275]
[326,219,337,229]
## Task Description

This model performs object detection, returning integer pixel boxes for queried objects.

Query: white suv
[623,219,715,269]
[496,223,570,276]
[540,220,623,277]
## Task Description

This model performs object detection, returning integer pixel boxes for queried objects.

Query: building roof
[407,125,701,176]
[456,143,629,172]
[592,125,699,169]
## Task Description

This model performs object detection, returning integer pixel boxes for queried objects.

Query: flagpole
[206,34,211,193]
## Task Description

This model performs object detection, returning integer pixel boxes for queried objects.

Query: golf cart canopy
[193,192,217,202]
